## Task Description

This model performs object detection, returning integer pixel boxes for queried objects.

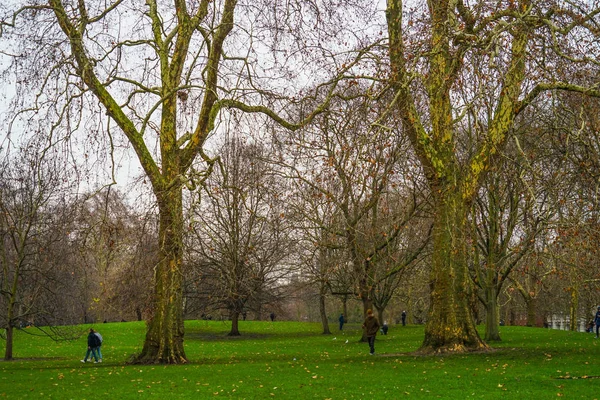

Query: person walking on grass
[94,330,103,362]
[339,313,345,330]
[362,309,380,355]
[81,328,101,363]
[594,306,600,338]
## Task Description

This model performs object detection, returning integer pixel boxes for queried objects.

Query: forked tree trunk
[420,190,488,354]
[134,189,187,364]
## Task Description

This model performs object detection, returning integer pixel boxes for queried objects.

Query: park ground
[1,320,599,399]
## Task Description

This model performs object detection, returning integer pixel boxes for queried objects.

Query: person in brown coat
[362,309,380,355]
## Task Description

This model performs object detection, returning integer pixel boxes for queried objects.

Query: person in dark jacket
[362,309,380,355]
[81,328,101,363]
[594,306,600,338]
[94,330,103,362]
[339,313,345,330]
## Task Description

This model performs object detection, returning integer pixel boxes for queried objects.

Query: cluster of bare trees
[0,143,158,359]
[1,0,600,363]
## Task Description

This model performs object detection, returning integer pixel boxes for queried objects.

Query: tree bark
[420,190,488,354]
[526,297,537,327]
[319,288,331,334]
[484,286,501,341]
[134,188,186,364]
[4,325,13,361]
[229,311,241,336]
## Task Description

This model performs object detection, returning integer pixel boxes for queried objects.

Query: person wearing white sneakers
[81,328,101,363]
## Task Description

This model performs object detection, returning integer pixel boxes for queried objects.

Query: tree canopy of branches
[0,0,378,363]
[186,137,293,336]
[385,0,600,353]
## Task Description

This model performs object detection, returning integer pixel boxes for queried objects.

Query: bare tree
[0,146,70,360]
[275,90,428,341]
[385,0,600,353]
[186,137,293,336]
[1,0,376,363]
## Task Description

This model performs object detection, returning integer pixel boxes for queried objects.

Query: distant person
[362,309,380,355]
[381,321,388,335]
[339,314,345,330]
[270,312,275,322]
[401,311,407,326]
[594,306,600,338]
[81,328,101,363]
[242,311,247,321]
[94,330,103,362]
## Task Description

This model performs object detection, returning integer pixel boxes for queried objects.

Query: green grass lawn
[1,320,599,399]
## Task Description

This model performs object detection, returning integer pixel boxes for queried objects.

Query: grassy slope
[1,320,599,399]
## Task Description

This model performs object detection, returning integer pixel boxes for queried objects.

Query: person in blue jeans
[594,306,600,338]
[81,328,101,363]
[94,330,103,362]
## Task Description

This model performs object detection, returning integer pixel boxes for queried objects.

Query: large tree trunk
[420,190,488,354]
[484,285,501,341]
[526,297,537,327]
[134,188,187,364]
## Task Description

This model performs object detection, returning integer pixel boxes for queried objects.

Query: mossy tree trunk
[136,187,186,363]
[49,0,238,363]
[484,284,501,341]
[421,187,486,353]
[386,0,534,353]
